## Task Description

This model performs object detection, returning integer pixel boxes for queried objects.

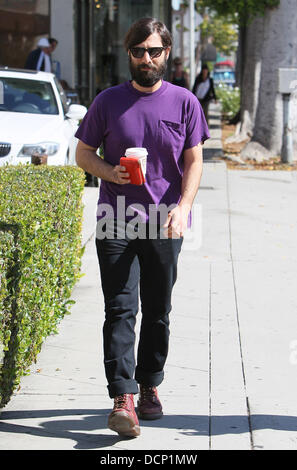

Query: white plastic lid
[125,147,148,157]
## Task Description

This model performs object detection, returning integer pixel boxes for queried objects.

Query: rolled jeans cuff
[107,379,139,398]
[135,368,164,387]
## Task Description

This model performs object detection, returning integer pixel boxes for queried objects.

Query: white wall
[171,6,201,73]
[50,0,75,88]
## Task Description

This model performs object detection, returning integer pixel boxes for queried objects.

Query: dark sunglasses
[129,47,166,59]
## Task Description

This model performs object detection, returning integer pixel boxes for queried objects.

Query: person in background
[49,37,58,53]
[192,63,217,123]
[24,38,52,72]
[49,38,60,78]
[170,57,189,89]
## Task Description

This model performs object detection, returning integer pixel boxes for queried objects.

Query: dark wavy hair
[197,63,210,81]
[124,17,172,51]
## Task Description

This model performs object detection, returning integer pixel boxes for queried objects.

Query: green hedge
[215,84,240,120]
[0,165,85,407]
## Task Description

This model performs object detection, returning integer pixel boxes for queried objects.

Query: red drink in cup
[120,147,147,185]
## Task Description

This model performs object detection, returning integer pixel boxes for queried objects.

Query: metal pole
[80,0,88,104]
[189,0,195,89]
[281,93,293,164]
[180,7,184,67]
[89,0,95,102]
[152,0,159,19]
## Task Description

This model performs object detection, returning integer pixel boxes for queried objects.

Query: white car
[0,67,87,166]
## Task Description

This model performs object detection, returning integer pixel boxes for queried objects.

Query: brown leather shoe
[137,385,163,420]
[108,394,140,437]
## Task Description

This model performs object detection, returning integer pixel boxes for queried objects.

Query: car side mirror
[66,104,87,120]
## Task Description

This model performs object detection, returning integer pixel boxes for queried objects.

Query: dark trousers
[95,225,183,398]
[200,99,210,124]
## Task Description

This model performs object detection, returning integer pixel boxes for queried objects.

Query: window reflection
[94,0,153,92]
[0,0,50,69]
[1,77,58,115]
[75,0,171,104]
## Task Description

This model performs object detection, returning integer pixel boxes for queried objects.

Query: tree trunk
[241,0,297,161]
[226,15,264,144]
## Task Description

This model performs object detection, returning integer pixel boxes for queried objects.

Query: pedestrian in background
[24,37,52,72]
[49,37,58,53]
[49,37,60,78]
[75,17,209,438]
[192,63,217,123]
[170,57,189,89]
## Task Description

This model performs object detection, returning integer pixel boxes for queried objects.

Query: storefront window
[93,0,153,93]
[0,0,50,69]
[75,0,171,104]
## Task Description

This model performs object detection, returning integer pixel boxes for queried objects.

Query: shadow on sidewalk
[203,148,222,161]
[1,409,297,449]
[203,111,223,162]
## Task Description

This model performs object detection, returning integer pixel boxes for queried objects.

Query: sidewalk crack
[226,170,254,450]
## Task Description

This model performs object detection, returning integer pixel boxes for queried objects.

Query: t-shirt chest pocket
[158,120,186,156]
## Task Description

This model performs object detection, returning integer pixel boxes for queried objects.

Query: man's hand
[111,165,131,184]
[163,204,191,238]
[162,143,203,238]
[76,140,131,184]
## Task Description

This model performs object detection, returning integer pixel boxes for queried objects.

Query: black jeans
[95,223,183,398]
[200,99,210,124]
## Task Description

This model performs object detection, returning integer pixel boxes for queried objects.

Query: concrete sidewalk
[1,105,297,450]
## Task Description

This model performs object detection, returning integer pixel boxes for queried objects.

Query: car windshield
[0,77,59,115]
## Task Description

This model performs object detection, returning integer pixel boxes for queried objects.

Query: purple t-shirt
[75,80,210,223]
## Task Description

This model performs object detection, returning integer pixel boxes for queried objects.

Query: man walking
[75,17,209,438]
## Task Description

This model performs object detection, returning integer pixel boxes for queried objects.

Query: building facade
[0,0,50,69]
[52,0,172,104]
[0,0,171,105]
[72,0,171,101]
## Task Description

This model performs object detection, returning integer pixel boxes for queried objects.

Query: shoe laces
[114,394,130,409]
[140,386,157,401]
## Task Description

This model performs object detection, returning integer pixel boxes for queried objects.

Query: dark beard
[129,56,167,87]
